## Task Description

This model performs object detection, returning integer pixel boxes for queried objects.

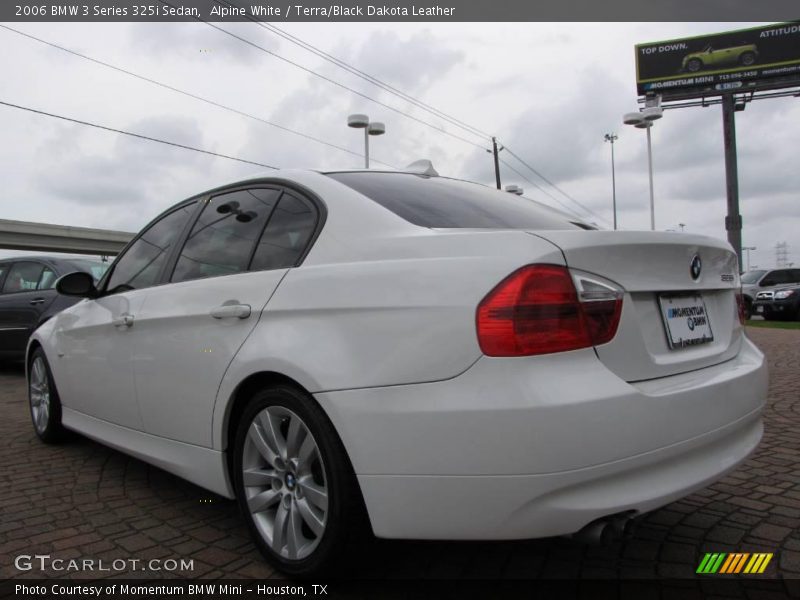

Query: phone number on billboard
[15,4,200,17]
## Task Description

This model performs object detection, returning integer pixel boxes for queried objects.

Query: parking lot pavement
[1,327,799,583]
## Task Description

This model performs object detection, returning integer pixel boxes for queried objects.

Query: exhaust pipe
[572,511,638,545]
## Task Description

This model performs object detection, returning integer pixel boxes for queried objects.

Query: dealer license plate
[658,294,714,349]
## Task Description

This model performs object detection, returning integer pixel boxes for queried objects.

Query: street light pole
[348,114,385,168]
[645,124,655,231]
[742,246,756,272]
[604,133,618,230]
[624,104,663,231]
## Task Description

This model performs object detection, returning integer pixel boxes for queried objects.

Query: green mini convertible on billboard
[682,43,759,73]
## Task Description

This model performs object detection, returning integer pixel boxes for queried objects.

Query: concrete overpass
[0,219,133,256]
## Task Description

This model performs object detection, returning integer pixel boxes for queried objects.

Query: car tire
[28,347,66,443]
[232,385,369,577]
[740,52,756,66]
[686,58,703,72]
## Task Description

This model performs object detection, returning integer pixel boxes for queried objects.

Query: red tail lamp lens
[476,265,622,357]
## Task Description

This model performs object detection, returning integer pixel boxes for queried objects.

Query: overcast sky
[0,21,797,269]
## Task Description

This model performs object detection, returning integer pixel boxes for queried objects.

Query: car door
[132,186,320,447]
[53,202,198,428]
[0,261,58,356]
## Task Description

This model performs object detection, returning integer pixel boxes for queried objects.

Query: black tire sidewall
[232,385,363,577]
[688,59,702,72]
[29,348,64,443]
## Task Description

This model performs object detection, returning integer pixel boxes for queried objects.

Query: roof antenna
[405,159,439,176]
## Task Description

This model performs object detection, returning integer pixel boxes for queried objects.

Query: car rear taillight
[476,264,623,357]
[735,291,746,325]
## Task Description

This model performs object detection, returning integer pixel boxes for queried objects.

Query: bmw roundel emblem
[690,255,702,280]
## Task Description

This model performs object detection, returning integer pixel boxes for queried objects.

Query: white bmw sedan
[29,168,767,575]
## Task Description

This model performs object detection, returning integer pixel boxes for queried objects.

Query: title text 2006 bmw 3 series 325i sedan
[29,168,767,575]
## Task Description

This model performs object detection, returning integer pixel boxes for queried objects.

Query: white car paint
[30,168,767,541]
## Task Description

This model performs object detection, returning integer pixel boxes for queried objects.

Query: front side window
[250,193,317,271]
[172,188,281,283]
[3,262,45,293]
[106,203,197,293]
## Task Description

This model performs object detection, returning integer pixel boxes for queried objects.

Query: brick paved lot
[1,328,799,584]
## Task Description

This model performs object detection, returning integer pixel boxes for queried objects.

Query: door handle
[210,303,251,319]
[29,298,46,305]
[112,314,134,328]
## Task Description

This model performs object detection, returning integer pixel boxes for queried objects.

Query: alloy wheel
[242,406,329,561]
[29,356,50,434]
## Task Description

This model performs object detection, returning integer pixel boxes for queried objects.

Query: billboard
[636,22,800,98]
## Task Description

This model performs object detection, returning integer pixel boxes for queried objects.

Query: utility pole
[776,242,789,268]
[604,133,618,229]
[491,137,501,189]
[721,94,743,272]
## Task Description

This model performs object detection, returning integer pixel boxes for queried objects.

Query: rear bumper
[316,337,767,540]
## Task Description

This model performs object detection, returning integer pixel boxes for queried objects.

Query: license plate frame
[658,293,714,350]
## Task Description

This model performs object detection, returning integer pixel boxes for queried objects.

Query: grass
[746,319,800,330]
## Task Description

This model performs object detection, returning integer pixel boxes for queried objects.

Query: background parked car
[0,256,108,361]
[752,285,800,321]
[740,268,800,319]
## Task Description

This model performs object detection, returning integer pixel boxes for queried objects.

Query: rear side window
[2,262,45,293]
[250,193,317,271]
[38,267,57,290]
[106,203,197,292]
[172,188,281,283]
[327,172,582,230]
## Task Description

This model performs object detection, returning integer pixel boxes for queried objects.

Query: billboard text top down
[636,22,800,98]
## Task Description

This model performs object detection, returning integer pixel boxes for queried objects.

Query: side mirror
[56,271,98,298]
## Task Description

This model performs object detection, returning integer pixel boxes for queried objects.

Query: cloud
[128,22,272,65]
[35,115,214,229]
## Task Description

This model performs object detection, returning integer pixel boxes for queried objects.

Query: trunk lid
[531,230,743,381]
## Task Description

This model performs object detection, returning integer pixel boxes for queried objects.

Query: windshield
[740,270,766,284]
[67,259,110,283]
[327,172,587,230]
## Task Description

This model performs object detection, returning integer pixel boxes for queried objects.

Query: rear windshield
[327,172,584,230]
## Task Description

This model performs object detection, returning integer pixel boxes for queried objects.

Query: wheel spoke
[296,434,317,473]
[32,359,43,384]
[243,468,280,487]
[248,422,279,466]
[259,411,287,462]
[285,416,305,460]
[271,502,289,553]
[247,489,280,514]
[295,497,325,537]
[298,478,328,511]
[287,500,304,559]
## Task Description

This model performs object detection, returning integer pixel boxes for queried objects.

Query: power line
[214,0,491,141]
[158,0,489,152]
[0,24,395,169]
[502,145,610,226]
[498,158,584,219]
[0,99,278,170]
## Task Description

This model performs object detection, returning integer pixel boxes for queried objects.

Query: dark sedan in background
[0,256,108,361]
[752,285,800,321]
